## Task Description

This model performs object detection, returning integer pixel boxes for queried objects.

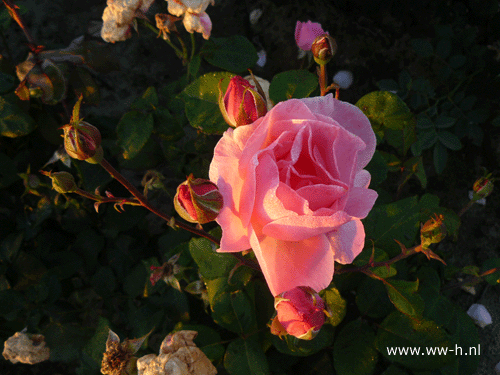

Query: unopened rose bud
[274,286,326,340]
[472,175,494,201]
[61,121,102,161]
[218,76,267,127]
[174,174,223,224]
[420,213,446,249]
[40,171,77,193]
[311,35,337,65]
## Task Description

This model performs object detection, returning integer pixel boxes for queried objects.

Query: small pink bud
[61,121,102,161]
[311,34,337,65]
[295,20,328,52]
[218,76,267,127]
[274,286,326,340]
[173,174,223,224]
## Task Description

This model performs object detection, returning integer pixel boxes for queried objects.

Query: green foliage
[201,35,258,73]
[356,91,416,156]
[269,70,318,104]
[0,95,36,137]
[333,320,378,375]
[0,2,495,374]
[179,71,234,134]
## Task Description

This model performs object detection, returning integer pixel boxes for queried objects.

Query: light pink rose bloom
[167,0,213,16]
[183,11,212,40]
[209,94,377,296]
[295,20,328,51]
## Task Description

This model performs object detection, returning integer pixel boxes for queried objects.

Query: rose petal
[329,219,365,264]
[250,231,334,296]
[343,187,378,219]
[300,94,376,170]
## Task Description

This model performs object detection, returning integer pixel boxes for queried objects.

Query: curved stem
[336,245,418,275]
[99,158,219,245]
[140,19,185,59]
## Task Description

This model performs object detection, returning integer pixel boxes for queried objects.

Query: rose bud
[311,34,337,65]
[472,174,494,201]
[61,120,102,162]
[174,174,223,224]
[274,286,326,340]
[40,171,77,194]
[218,76,267,127]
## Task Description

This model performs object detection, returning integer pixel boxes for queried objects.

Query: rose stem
[319,63,328,96]
[335,245,418,275]
[99,158,219,245]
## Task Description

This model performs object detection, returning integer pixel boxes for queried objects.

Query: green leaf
[356,91,416,155]
[91,266,116,297]
[131,86,158,111]
[206,278,256,334]
[123,263,148,297]
[69,67,100,105]
[444,306,480,375]
[201,35,258,73]
[376,312,454,370]
[383,279,424,318]
[356,276,394,318]
[435,115,455,129]
[189,236,237,280]
[437,130,462,150]
[365,150,388,186]
[363,196,421,256]
[416,116,434,129]
[116,111,154,159]
[269,70,318,104]
[44,323,87,362]
[179,71,234,134]
[433,141,448,174]
[333,319,378,375]
[224,336,270,375]
[188,54,201,81]
[481,258,500,285]
[354,247,397,279]
[82,316,110,369]
[321,286,346,326]
[0,96,36,137]
[411,39,434,58]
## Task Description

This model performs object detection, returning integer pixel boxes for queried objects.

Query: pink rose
[295,20,328,51]
[209,94,377,296]
[219,76,268,127]
[274,287,326,340]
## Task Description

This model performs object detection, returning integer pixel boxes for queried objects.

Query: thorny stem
[99,158,219,245]
[75,188,141,206]
[335,245,418,275]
